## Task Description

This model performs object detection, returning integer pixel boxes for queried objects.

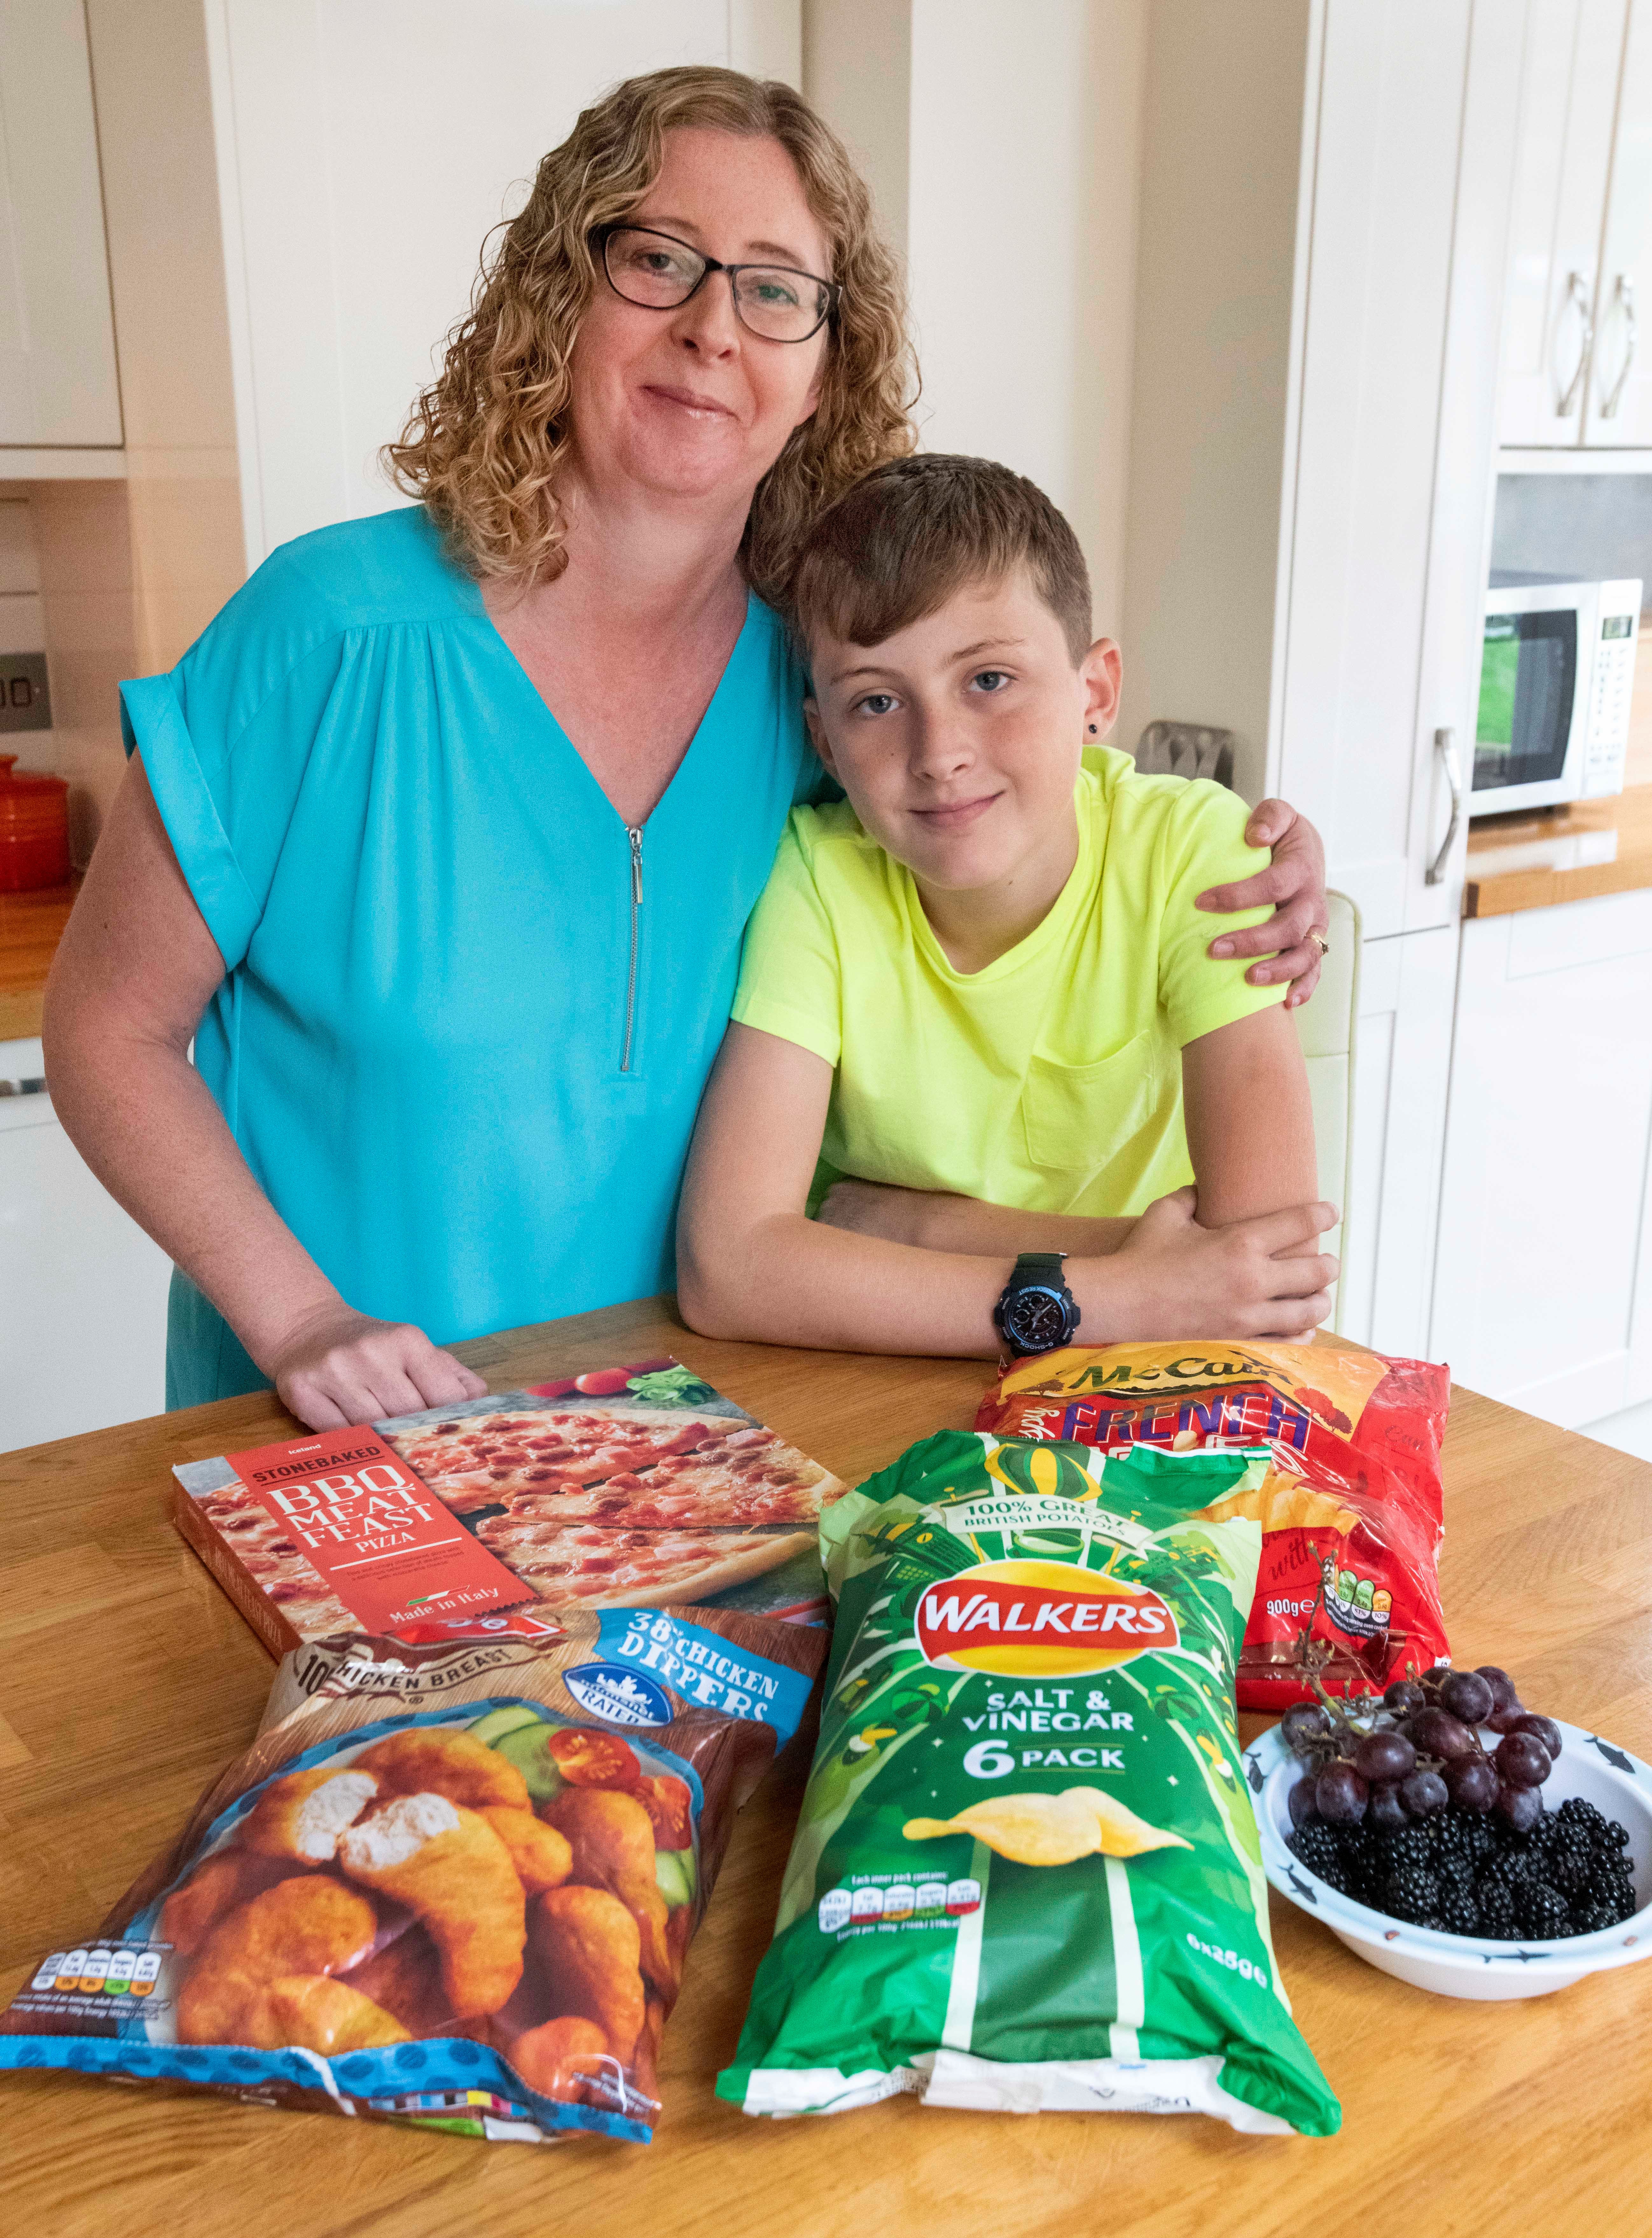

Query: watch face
[1003,1287,1070,1353]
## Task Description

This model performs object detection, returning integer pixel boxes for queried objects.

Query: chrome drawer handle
[1600,274,1637,419]
[1557,271,1594,417]
[1426,727,1461,887]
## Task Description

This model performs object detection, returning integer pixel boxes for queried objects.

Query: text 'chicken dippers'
[0,1607,824,2144]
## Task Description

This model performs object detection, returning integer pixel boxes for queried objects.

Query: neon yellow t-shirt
[730,748,1286,1217]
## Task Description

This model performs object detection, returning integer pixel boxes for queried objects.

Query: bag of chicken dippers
[975,1342,1449,1710]
[0,1610,823,2144]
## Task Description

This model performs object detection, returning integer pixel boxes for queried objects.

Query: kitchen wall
[85,0,246,681]
[1115,0,1314,790]
[802,0,1148,687]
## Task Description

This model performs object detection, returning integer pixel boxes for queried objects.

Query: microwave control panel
[1582,579,1643,798]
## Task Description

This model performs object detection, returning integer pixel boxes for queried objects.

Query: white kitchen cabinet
[1588,0,1652,441]
[0,0,123,450]
[1336,927,1460,1358]
[1500,0,1652,447]
[1431,891,1652,1425]
[1122,0,1523,941]
[0,1039,172,1451]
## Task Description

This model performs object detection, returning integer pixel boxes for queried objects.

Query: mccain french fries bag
[0,1608,823,2144]
[720,1434,1339,2137]
[976,1342,1450,1709]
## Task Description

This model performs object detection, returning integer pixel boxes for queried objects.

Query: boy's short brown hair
[786,454,1093,666]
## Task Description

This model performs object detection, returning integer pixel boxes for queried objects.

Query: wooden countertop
[3,1298,1651,2237]
[0,877,76,1042]
[1463,782,1652,918]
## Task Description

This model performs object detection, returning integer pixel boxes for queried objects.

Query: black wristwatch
[993,1251,1081,1358]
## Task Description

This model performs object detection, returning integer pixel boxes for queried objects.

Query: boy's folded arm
[815,1179,1134,1258]
[677,1024,1339,1353]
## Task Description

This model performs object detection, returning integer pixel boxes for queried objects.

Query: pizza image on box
[472,1519,818,1611]
[384,1408,840,1530]
[377,1362,846,1621]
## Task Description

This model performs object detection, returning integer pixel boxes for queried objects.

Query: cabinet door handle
[1600,273,1637,419]
[1557,271,1594,417]
[1426,727,1461,887]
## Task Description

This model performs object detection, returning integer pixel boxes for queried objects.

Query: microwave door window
[1474,611,1577,793]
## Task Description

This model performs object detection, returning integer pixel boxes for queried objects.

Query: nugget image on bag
[353,1727,530,1811]
[239,1767,380,1863]
[532,1885,647,2063]
[337,1794,527,2018]
[545,1788,675,1992]
[175,1878,380,2046]
[720,1433,1340,2136]
[157,1847,308,1956]
[2,1607,825,2144]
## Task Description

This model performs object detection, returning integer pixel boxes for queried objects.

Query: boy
[677,456,1336,1357]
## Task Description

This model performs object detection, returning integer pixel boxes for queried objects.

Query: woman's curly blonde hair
[385,66,917,603]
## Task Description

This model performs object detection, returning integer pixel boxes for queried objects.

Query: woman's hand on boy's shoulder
[1195,800,1329,1009]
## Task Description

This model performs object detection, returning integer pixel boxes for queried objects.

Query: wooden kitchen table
[3,1300,1650,2238]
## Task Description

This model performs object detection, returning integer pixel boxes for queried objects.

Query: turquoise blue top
[122,507,818,1407]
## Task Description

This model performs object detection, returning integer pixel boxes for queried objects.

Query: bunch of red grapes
[1285,1663,1560,1834]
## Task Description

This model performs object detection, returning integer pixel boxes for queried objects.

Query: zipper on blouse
[620,824,644,1073]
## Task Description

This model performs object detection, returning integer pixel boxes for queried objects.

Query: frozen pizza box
[172,1358,842,1657]
[171,1424,547,1661]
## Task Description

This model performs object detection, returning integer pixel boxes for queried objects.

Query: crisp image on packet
[719,1433,1340,2137]
[975,1342,1450,1708]
[1,1609,823,2144]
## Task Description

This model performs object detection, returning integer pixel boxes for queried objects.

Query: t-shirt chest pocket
[1020,1028,1167,1176]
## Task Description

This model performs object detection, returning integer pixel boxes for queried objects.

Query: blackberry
[1382,1826,1433,1875]
[1477,1881,1518,1937]
[1557,1796,1606,1833]
[1519,1883,1571,1939]
[1551,1851,1592,1897]
[1572,1902,1613,1935]
[1463,1817,1498,1863]
[1436,1852,1475,1893]
[1440,1890,1481,1937]
[1383,1866,1440,1924]
[1289,1822,1339,1874]
[1605,1820,1631,1849]
[1547,1823,1593,1866]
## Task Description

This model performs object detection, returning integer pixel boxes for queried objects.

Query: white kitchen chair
[1291,890,1359,1334]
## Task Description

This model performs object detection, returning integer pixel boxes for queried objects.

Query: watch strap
[1010,1251,1068,1286]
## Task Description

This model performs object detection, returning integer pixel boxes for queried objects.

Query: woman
[44,66,1330,1433]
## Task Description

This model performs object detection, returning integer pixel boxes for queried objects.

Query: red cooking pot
[0,753,71,891]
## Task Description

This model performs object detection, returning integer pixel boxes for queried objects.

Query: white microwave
[1470,573,1642,818]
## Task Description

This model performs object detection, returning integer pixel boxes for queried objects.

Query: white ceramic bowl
[1245,1714,1652,2000]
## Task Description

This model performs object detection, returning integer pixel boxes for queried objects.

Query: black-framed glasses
[593,223,837,344]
